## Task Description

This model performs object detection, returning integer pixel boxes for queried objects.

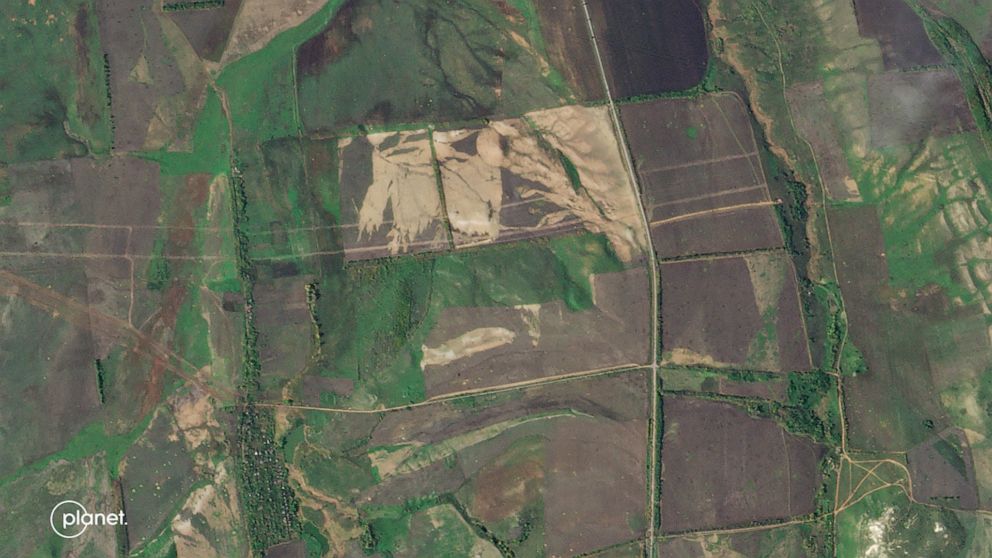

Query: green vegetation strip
[917,6,992,152]
[162,0,224,11]
[662,370,840,446]
[0,413,153,489]
[229,168,302,553]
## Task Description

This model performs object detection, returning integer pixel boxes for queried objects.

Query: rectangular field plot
[586,0,709,97]
[620,93,784,258]
[658,523,819,556]
[786,81,859,200]
[435,105,648,261]
[318,106,647,262]
[868,70,975,148]
[272,232,652,409]
[660,396,824,533]
[0,289,103,477]
[279,371,651,557]
[337,130,450,260]
[660,367,789,402]
[253,271,317,398]
[532,0,605,101]
[908,428,982,510]
[97,0,207,152]
[421,267,650,397]
[434,122,584,247]
[830,204,992,452]
[659,251,812,372]
[853,0,943,70]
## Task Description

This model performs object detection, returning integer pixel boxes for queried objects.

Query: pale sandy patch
[663,348,729,368]
[144,14,210,151]
[128,54,152,85]
[171,463,243,558]
[528,105,647,261]
[220,0,330,65]
[171,390,221,452]
[515,304,541,346]
[379,411,585,479]
[421,327,517,369]
[351,130,444,254]
[437,105,647,259]
[434,128,503,242]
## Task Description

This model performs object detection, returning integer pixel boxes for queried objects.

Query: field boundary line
[656,245,787,264]
[0,221,224,232]
[639,150,758,173]
[649,199,781,228]
[256,363,649,415]
[0,250,228,261]
[656,516,815,540]
[0,269,231,401]
[578,1,662,552]
[575,536,646,557]
[745,5,855,553]
[644,183,767,211]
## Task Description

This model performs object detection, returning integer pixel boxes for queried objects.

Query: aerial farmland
[3,0,992,556]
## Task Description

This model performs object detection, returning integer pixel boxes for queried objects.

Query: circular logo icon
[50,500,88,539]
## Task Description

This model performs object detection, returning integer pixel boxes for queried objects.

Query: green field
[295,0,571,133]
[1,0,112,163]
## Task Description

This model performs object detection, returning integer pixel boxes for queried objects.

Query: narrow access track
[578,1,663,551]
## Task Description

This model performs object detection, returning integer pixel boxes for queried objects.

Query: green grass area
[745,306,779,370]
[122,410,200,548]
[298,446,375,496]
[138,89,231,176]
[287,403,551,556]
[216,44,303,144]
[162,0,225,11]
[784,371,839,444]
[852,153,979,302]
[839,341,868,377]
[408,503,500,557]
[301,520,330,558]
[0,411,153,489]
[310,232,626,407]
[296,0,569,133]
[0,455,117,557]
[934,435,970,478]
[235,406,301,554]
[234,138,339,263]
[660,366,784,396]
[704,0,826,186]
[925,0,992,49]
[434,233,623,310]
[173,287,214,369]
[835,487,970,557]
[0,0,112,163]
[213,0,358,143]
[919,9,992,150]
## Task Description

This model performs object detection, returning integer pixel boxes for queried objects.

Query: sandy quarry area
[435,105,647,261]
